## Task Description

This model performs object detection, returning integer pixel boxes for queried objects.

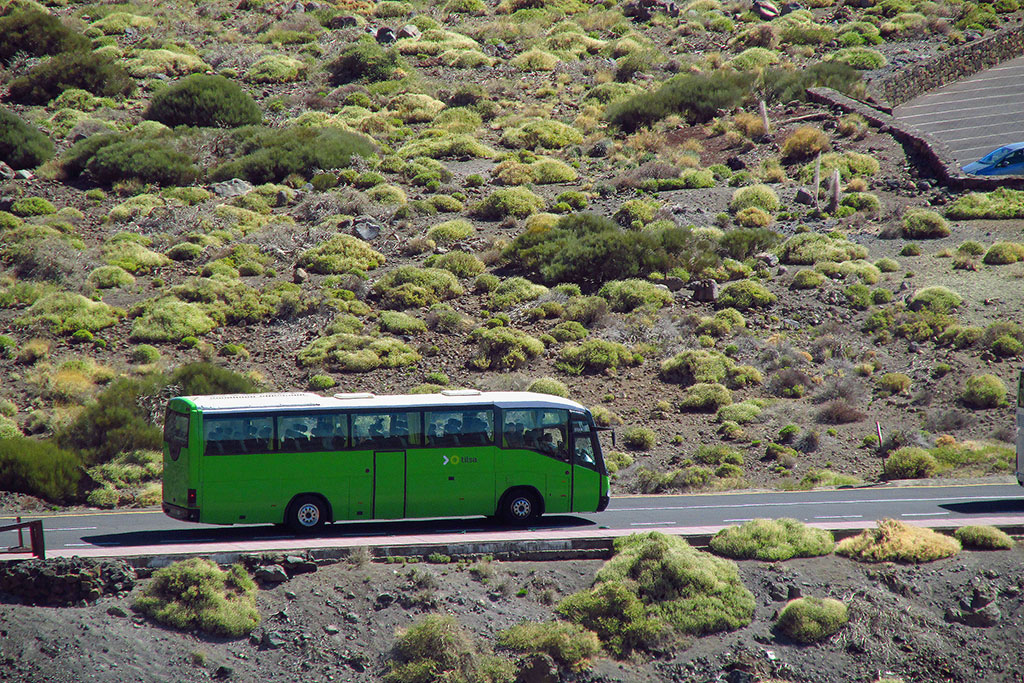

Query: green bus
[162,389,611,531]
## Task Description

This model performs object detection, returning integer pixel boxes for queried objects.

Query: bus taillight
[187,489,197,507]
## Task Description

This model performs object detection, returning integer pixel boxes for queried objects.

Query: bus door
[570,414,600,512]
[373,450,406,519]
[410,408,497,518]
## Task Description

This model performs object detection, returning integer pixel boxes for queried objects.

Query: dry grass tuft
[836,519,960,563]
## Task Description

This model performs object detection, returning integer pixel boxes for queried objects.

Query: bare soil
[2,547,1024,683]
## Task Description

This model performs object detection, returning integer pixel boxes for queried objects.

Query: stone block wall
[0,557,136,606]
[873,22,1024,109]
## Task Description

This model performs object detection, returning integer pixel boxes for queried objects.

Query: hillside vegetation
[0,0,1022,507]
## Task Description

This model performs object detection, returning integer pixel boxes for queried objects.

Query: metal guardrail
[1,518,45,559]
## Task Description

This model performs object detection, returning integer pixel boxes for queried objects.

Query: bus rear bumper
[597,495,610,512]
[163,502,200,522]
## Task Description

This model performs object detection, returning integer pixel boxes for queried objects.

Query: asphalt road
[892,54,1024,168]
[4,481,1024,558]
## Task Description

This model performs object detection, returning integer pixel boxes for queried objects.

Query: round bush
[781,126,830,161]
[884,447,938,479]
[776,597,848,643]
[901,208,950,239]
[953,525,1014,550]
[960,373,1007,409]
[983,241,1024,265]
[0,107,54,170]
[146,74,261,128]
[991,334,1023,357]
[8,51,135,105]
[0,8,91,62]
[86,139,199,186]
[527,377,570,398]
[729,184,780,214]
[717,280,776,310]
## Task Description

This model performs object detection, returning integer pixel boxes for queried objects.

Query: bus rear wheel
[287,495,327,533]
[499,489,541,525]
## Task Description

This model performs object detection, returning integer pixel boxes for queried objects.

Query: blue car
[963,142,1024,176]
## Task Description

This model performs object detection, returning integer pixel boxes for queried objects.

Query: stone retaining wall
[872,21,1024,110]
[0,557,136,606]
[808,87,1024,192]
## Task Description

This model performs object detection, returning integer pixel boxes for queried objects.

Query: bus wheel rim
[297,503,320,526]
[511,497,531,518]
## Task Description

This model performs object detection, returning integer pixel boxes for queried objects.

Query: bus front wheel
[499,489,541,525]
[287,495,327,533]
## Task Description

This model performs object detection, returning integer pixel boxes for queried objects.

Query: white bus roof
[180,390,588,414]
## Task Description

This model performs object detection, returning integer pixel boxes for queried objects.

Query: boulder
[397,24,421,40]
[255,565,289,583]
[375,26,396,44]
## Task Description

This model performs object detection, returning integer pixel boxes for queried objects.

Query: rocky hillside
[0,0,1022,509]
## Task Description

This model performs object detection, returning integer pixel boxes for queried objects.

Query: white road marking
[813,515,863,520]
[722,518,755,523]
[613,494,1005,512]
[902,512,950,517]
[630,521,676,526]
[48,527,98,532]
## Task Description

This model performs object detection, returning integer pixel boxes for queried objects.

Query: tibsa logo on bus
[441,455,478,465]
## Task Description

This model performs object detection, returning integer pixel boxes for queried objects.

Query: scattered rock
[794,187,815,205]
[255,565,289,584]
[374,592,395,609]
[210,178,254,198]
[283,556,317,575]
[0,162,15,180]
[515,653,558,683]
[259,630,288,649]
[690,279,719,302]
[353,217,383,241]
[15,169,33,180]
[397,24,421,40]
[106,606,128,618]
[214,665,234,679]
[663,276,686,292]
[375,26,396,44]
[328,15,358,28]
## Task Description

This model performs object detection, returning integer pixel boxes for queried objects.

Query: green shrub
[983,241,1024,265]
[0,107,54,170]
[103,235,173,273]
[134,558,259,637]
[606,70,750,132]
[378,310,427,335]
[776,597,848,643]
[0,436,81,503]
[501,118,583,150]
[527,377,570,397]
[146,74,260,128]
[328,36,403,84]
[884,447,938,479]
[86,139,199,186]
[0,8,90,62]
[550,320,588,342]
[791,269,826,289]
[130,297,218,342]
[660,349,758,388]
[908,286,962,314]
[830,47,886,69]
[953,525,1014,550]
[836,518,960,563]
[384,614,512,683]
[423,251,485,278]
[946,187,1024,220]
[876,372,911,396]
[171,362,261,396]
[16,291,122,335]
[991,334,1023,358]
[129,344,161,364]
[679,383,732,412]
[598,279,673,311]
[374,266,463,308]
[621,426,655,450]
[470,327,544,370]
[297,234,384,275]
[10,197,56,217]
[717,280,776,310]
[490,276,547,309]
[298,333,421,371]
[245,54,308,83]
[557,533,754,656]
[426,219,475,244]
[556,339,638,374]
[8,51,135,105]
[497,621,600,669]
[211,126,375,184]
[505,212,718,287]
[710,518,834,561]
[960,374,1007,409]
[729,184,780,213]
[779,232,867,265]
[781,126,830,161]
[473,187,545,219]
[901,208,950,239]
